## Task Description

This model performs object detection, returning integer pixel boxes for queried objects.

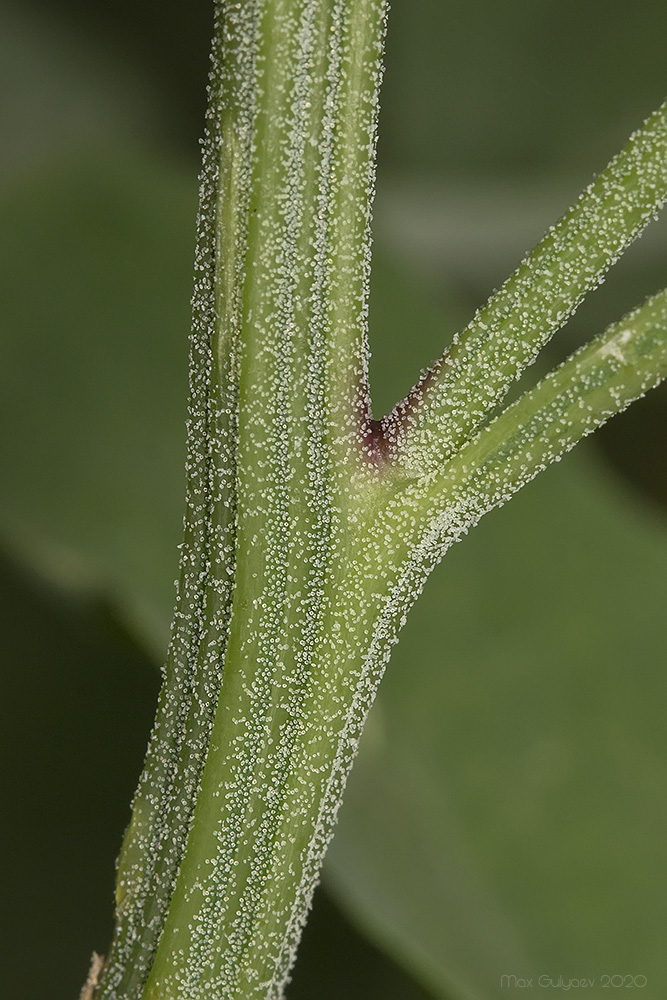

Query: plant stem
[97,1,388,997]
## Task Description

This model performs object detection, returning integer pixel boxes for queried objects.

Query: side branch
[421,287,667,518]
[383,98,667,477]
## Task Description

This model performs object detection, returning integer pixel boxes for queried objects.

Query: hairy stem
[96,1,387,997]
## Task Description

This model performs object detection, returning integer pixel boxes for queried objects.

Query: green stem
[96,1,387,997]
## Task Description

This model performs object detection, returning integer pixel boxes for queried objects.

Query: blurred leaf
[0,146,196,653]
[325,446,667,999]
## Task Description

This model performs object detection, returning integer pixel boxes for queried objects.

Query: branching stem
[92,3,667,998]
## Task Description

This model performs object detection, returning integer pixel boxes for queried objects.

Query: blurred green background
[2,2,667,998]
